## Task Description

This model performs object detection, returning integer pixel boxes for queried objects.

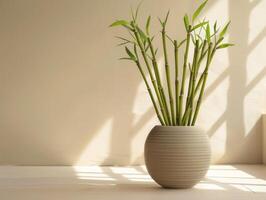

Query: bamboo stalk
[111,1,233,127]
[135,59,165,125]
[182,107,191,125]
[174,40,179,125]
[188,40,200,125]
[182,39,200,125]
[185,66,193,109]
[179,26,191,125]
[162,27,175,125]
[195,40,207,77]
[132,24,169,125]
[192,43,214,125]
[191,41,209,99]
[185,39,199,112]
[147,37,171,124]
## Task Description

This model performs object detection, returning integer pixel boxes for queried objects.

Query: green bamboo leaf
[145,41,152,52]
[119,57,134,61]
[110,20,129,27]
[191,21,208,31]
[133,44,139,60]
[198,17,206,34]
[192,0,208,22]
[116,36,135,46]
[216,43,234,49]
[143,40,147,49]
[146,16,151,35]
[216,36,224,45]
[206,23,211,43]
[214,20,217,32]
[117,41,130,46]
[166,34,174,45]
[146,53,153,60]
[131,7,135,21]
[183,14,190,31]
[219,21,231,38]
[134,1,143,21]
[164,10,170,24]
[197,34,203,42]
[125,47,136,60]
[158,17,164,26]
[115,36,131,42]
[177,38,187,48]
[128,30,137,42]
[136,26,147,42]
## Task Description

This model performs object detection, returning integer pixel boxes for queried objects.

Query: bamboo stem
[147,37,171,124]
[174,40,179,125]
[182,107,191,125]
[192,43,214,125]
[135,59,165,125]
[191,41,209,99]
[112,6,233,127]
[179,26,191,125]
[188,40,200,125]
[132,25,169,125]
[185,39,199,112]
[162,27,175,125]
[195,40,207,77]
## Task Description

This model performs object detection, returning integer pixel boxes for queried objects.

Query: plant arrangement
[110,0,233,126]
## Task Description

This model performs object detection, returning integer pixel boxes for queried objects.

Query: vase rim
[152,125,205,132]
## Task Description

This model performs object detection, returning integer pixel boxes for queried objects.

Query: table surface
[0,165,265,200]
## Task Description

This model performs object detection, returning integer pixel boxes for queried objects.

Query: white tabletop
[0,165,265,200]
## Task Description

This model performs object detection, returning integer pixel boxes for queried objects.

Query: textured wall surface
[263,115,266,164]
[0,0,265,165]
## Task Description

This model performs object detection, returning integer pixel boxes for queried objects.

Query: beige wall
[0,0,265,165]
[263,114,266,164]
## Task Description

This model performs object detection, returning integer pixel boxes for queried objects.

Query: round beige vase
[144,126,211,189]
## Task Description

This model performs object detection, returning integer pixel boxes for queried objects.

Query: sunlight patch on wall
[243,93,264,136]
[199,75,229,130]
[198,0,228,24]
[246,44,266,85]
[130,75,158,164]
[132,81,153,118]
[245,0,266,124]
[209,121,227,163]
[130,115,157,164]
[131,71,156,128]
[249,0,266,45]
[75,118,113,165]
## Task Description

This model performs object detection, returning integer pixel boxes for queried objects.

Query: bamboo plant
[110,0,233,126]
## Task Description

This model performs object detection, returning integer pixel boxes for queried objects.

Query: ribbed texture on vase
[144,126,211,189]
